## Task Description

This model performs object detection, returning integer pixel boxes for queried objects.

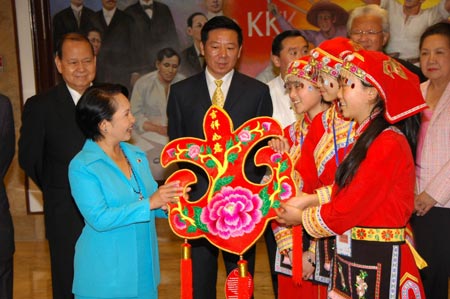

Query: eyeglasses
[350,30,383,37]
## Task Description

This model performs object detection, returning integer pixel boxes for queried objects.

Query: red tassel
[292,225,303,286]
[237,259,251,299]
[180,241,192,299]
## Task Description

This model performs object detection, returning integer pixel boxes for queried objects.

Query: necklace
[123,151,144,201]
[332,108,354,167]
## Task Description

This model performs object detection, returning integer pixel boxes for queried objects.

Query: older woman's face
[420,33,450,82]
[103,93,135,143]
[157,55,180,84]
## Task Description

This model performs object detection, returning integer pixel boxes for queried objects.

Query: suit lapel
[224,72,244,111]
[194,72,213,112]
[54,84,78,124]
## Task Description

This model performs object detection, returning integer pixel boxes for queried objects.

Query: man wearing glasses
[347,4,427,82]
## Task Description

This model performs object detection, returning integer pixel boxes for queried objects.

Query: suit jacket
[167,71,273,200]
[18,83,85,240]
[125,1,180,74]
[179,44,203,78]
[52,6,95,49]
[0,94,14,260]
[90,9,134,89]
[69,140,166,298]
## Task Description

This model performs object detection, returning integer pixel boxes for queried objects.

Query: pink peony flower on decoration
[262,122,272,131]
[188,144,201,159]
[173,214,187,230]
[238,130,252,142]
[270,153,282,163]
[280,182,292,199]
[167,148,176,158]
[200,186,262,239]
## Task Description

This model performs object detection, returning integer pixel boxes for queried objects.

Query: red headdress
[341,50,427,123]
[285,55,318,85]
[310,37,362,78]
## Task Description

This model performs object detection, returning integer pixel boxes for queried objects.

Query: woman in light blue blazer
[69,84,187,299]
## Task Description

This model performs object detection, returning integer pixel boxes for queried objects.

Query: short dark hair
[272,30,307,56]
[201,16,243,46]
[86,27,102,37]
[419,22,450,50]
[55,33,93,59]
[187,12,206,27]
[156,47,180,64]
[76,84,128,141]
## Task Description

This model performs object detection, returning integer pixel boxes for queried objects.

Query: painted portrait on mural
[48,0,447,77]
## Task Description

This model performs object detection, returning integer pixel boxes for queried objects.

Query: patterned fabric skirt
[311,237,333,286]
[328,239,424,299]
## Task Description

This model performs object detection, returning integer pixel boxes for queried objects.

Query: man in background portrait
[90,0,134,91]
[179,12,208,78]
[52,0,95,50]
[205,0,224,19]
[269,0,348,47]
[131,47,184,181]
[19,33,96,299]
[125,0,180,85]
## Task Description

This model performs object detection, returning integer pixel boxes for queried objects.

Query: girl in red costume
[268,56,329,299]
[277,49,427,298]
[272,37,359,299]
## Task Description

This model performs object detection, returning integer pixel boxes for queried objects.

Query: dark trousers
[411,207,450,299]
[0,257,13,299]
[190,238,256,299]
[48,237,78,299]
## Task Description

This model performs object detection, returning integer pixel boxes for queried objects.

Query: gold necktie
[212,79,224,108]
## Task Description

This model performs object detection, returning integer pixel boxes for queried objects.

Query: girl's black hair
[335,96,420,189]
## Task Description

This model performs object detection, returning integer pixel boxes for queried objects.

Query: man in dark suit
[19,33,95,299]
[125,0,180,79]
[52,0,95,50]
[90,0,134,90]
[179,12,208,78]
[0,94,15,299]
[167,16,273,299]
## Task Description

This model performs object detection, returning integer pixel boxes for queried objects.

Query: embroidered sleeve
[272,225,293,255]
[302,206,335,238]
[315,185,333,205]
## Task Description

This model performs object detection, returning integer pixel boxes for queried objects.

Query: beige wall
[0,0,45,241]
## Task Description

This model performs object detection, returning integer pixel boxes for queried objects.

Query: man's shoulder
[135,71,158,85]
[124,3,140,14]
[181,45,196,57]
[0,93,10,105]
[154,1,171,10]
[114,8,133,21]
[233,71,270,91]
[25,84,67,107]
[53,7,72,19]
[172,72,204,89]
[82,6,95,14]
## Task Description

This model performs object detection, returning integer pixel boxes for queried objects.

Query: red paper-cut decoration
[161,106,296,255]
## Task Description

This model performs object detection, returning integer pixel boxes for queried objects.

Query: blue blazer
[69,140,166,298]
